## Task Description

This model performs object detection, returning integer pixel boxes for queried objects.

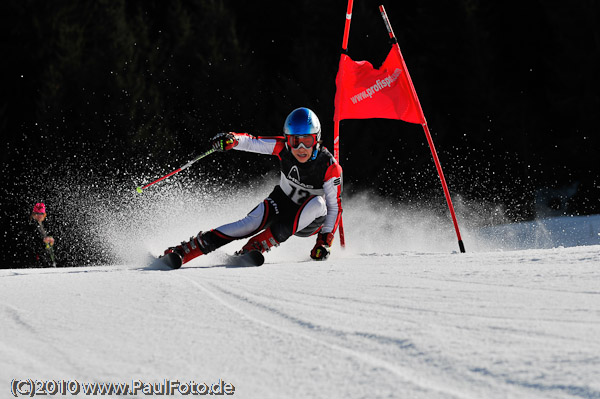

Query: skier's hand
[310,232,334,261]
[43,236,55,246]
[211,132,238,152]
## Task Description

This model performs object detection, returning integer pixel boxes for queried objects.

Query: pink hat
[33,203,46,214]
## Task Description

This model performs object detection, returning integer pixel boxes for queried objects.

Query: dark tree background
[1,0,599,266]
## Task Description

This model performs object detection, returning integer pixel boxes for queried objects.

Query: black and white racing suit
[204,134,343,250]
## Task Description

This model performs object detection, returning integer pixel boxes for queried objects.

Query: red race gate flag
[334,47,425,124]
[332,4,466,253]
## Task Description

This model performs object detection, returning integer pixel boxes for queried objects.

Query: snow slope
[1,187,599,399]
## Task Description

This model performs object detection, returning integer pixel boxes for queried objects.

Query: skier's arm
[234,133,285,156]
[211,132,285,156]
[310,162,343,261]
[321,163,343,234]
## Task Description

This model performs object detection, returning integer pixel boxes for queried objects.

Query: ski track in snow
[178,274,477,399]
[1,245,599,399]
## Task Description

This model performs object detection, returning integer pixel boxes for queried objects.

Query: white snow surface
[1,185,600,399]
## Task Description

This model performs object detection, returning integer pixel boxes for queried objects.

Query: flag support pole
[334,0,355,248]
[379,5,466,253]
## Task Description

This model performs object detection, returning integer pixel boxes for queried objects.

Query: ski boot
[236,228,280,255]
[161,231,211,269]
[232,228,280,267]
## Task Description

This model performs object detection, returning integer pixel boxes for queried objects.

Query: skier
[24,203,57,267]
[163,107,343,266]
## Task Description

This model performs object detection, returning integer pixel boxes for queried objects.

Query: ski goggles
[286,134,317,149]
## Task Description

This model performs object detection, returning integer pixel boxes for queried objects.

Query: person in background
[26,203,57,267]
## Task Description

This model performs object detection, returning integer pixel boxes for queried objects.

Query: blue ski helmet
[283,107,321,142]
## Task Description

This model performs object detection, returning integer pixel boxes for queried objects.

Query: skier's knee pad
[295,215,326,237]
[295,196,327,234]
[270,196,327,242]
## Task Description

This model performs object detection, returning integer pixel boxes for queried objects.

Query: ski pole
[136,148,217,193]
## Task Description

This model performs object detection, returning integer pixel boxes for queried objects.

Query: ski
[149,250,263,270]
[228,250,265,267]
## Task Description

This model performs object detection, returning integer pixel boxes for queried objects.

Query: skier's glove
[211,132,238,152]
[310,232,334,261]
